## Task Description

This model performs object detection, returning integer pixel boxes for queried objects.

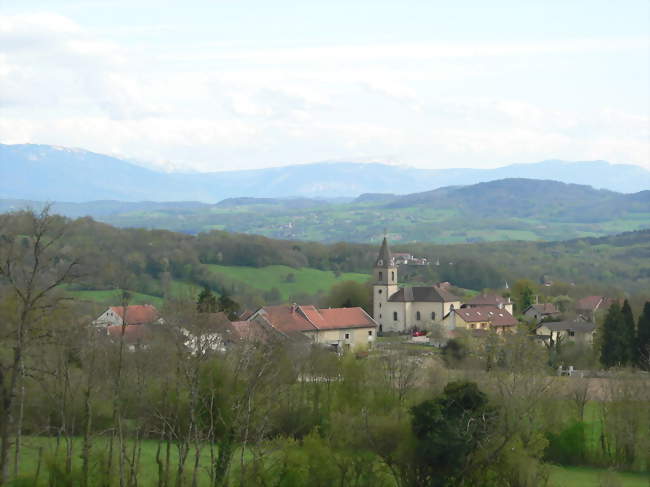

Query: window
[391,271,395,281]
[450,304,455,310]
[379,302,382,308]
[431,312,436,320]
[568,330,575,337]
[416,311,421,321]
[393,311,398,321]
[345,333,350,339]
[379,324,383,333]
[368,330,373,336]
[379,271,383,281]
[378,289,382,294]
[379,313,382,318]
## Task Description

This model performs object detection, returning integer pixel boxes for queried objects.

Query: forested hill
[3,178,648,244]
[0,211,648,308]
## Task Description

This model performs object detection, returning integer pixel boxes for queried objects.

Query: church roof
[375,237,394,267]
[388,285,459,303]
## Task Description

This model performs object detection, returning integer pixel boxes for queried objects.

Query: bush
[544,421,587,465]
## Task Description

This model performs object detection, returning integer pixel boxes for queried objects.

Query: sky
[1,0,649,172]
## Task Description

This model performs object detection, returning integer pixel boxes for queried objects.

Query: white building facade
[372,238,461,334]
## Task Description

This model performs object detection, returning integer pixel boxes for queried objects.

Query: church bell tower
[373,237,398,333]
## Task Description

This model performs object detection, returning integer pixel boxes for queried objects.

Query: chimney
[291,303,297,313]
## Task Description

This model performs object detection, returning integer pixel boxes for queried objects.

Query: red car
[412,330,427,337]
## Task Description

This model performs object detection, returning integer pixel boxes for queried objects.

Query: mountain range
[2,143,649,202]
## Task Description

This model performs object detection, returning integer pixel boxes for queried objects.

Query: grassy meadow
[10,436,650,487]
[205,264,370,300]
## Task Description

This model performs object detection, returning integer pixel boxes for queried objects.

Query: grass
[66,288,164,307]
[205,264,370,300]
[11,436,649,486]
[548,465,650,487]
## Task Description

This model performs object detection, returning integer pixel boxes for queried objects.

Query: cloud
[0,11,648,171]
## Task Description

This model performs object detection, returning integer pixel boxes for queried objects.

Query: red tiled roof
[308,306,376,330]
[455,306,518,328]
[109,305,159,325]
[253,305,376,334]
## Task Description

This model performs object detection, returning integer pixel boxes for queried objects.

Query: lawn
[548,465,649,487]
[66,288,164,307]
[205,264,370,300]
[11,436,649,486]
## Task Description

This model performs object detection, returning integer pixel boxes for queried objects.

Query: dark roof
[454,306,518,327]
[536,320,596,333]
[388,285,460,303]
[524,303,559,314]
[375,237,394,267]
[465,293,510,307]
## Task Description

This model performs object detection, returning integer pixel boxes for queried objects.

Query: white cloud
[0,11,648,171]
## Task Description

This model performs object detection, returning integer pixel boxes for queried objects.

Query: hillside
[2,144,649,203]
[6,178,648,244]
[1,212,648,308]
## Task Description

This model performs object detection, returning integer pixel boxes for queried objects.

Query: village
[91,237,616,365]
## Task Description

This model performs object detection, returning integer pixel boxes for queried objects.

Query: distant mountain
[1,143,649,202]
[3,178,648,244]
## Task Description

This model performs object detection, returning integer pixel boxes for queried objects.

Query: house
[523,303,560,322]
[535,319,596,346]
[93,305,162,328]
[247,304,377,351]
[443,306,519,334]
[575,296,619,320]
[373,238,461,333]
[463,293,513,315]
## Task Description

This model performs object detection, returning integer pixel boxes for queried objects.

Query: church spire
[375,236,393,267]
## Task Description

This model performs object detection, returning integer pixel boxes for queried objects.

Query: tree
[600,302,625,368]
[636,302,650,370]
[512,279,536,314]
[197,285,218,313]
[217,292,240,320]
[620,300,636,366]
[324,280,371,313]
[409,381,494,486]
[0,208,79,484]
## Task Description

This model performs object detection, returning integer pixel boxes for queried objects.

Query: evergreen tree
[600,302,624,368]
[620,299,636,366]
[218,291,241,320]
[636,302,650,370]
[197,285,218,313]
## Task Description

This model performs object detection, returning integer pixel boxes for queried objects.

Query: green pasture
[65,288,163,307]
[206,264,370,300]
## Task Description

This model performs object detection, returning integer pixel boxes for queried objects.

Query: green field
[63,265,370,307]
[548,465,649,487]
[66,288,164,307]
[206,264,370,300]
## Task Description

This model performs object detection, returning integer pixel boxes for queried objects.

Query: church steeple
[374,237,397,286]
[375,236,393,267]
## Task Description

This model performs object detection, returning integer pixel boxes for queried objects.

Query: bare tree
[0,208,78,484]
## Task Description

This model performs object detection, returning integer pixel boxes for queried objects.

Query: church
[373,238,461,333]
